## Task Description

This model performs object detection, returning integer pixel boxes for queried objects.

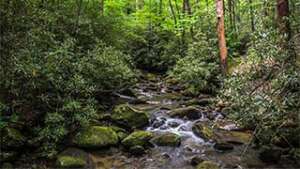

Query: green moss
[112,104,149,129]
[57,156,86,168]
[197,161,219,169]
[192,122,214,141]
[73,126,119,148]
[121,131,153,148]
[151,133,181,147]
[56,148,89,168]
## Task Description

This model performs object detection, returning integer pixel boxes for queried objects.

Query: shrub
[126,27,181,72]
[220,30,300,150]
[168,32,220,95]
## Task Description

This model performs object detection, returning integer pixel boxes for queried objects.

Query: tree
[216,0,228,74]
[277,0,291,43]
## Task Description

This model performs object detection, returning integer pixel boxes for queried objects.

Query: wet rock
[213,142,234,151]
[152,119,165,128]
[190,156,205,166]
[129,145,146,156]
[121,131,153,148]
[169,106,202,120]
[167,121,180,128]
[196,161,219,169]
[2,127,26,149]
[185,98,212,106]
[151,133,181,147]
[161,152,171,159]
[128,98,148,104]
[119,88,136,98]
[56,148,90,168]
[73,126,119,148]
[192,122,214,141]
[112,104,149,129]
[259,147,282,163]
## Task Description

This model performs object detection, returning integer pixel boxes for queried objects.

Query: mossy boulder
[151,133,181,147]
[169,106,202,119]
[192,122,214,141]
[73,126,119,148]
[112,104,149,129]
[2,128,26,148]
[121,131,153,148]
[1,163,13,169]
[196,161,219,169]
[111,126,129,140]
[56,148,90,168]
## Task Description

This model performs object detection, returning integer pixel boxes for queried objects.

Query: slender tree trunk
[100,0,104,15]
[277,0,291,41]
[168,0,177,27]
[249,0,255,32]
[216,0,228,74]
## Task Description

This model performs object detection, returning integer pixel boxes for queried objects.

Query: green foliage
[126,28,181,72]
[169,33,220,95]
[220,30,300,148]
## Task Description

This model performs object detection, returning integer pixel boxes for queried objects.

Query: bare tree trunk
[216,0,228,74]
[277,0,291,41]
[168,0,177,27]
[100,0,104,15]
[249,0,255,32]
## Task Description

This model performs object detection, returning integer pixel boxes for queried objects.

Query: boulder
[213,143,234,151]
[1,163,13,169]
[196,161,219,169]
[129,145,146,155]
[121,131,153,148]
[112,104,149,129]
[192,122,214,141]
[56,148,90,168]
[185,98,212,106]
[151,133,181,147]
[73,126,119,148]
[111,126,129,140]
[169,106,202,120]
[190,156,205,166]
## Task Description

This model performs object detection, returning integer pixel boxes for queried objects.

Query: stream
[89,74,298,169]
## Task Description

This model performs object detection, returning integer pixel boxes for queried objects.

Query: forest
[0,0,299,168]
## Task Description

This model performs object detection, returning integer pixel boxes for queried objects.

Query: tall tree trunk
[168,0,177,27]
[100,0,104,15]
[277,0,291,41]
[216,0,228,74]
[249,0,255,32]
[183,0,194,39]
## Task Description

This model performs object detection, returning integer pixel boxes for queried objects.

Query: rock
[73,126,119,148]
[190,156,204,166]
[112,104,149,129]
[0,151,18,162]
[196,161,219,169]
[169,106,202,120]
[111,126,129,140]
[151,133,181,147]
[214,130,252,145]
[167,121,180,128]
[3,128,26,148]
[192,122,214,141]
[152,119,165,128]
[56,148,90,168]
[259,147,282,163]
[121,131,153,148]
[185,99,212,106]
[129,145,145,155]
[213,143,234,151]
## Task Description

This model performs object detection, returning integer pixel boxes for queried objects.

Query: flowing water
[90,74,299,169]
